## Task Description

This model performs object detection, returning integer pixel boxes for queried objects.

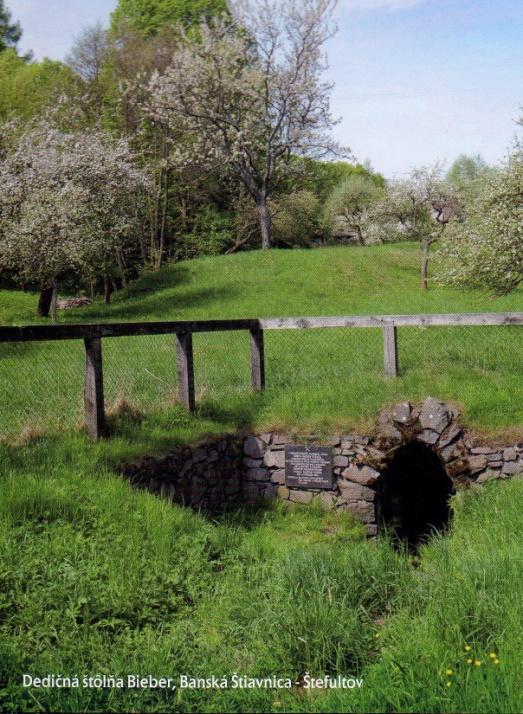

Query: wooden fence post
[383,325,398,377]
[250,327,265,391]
[176,331,195,412]
[84,337,106,440]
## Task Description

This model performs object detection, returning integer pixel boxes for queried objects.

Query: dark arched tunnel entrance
[377,441,454,550]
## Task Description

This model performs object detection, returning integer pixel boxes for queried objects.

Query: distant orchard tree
[0,120,150,318]
[323,175,384,245]
[438,149,523,295]
[0,1,21,53]
[147,0,344,249]
[377,165,459,289]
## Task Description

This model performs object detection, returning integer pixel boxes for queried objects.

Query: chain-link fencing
[1,319,523,443]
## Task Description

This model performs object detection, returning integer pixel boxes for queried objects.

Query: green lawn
[1,243,523,441]
[2,244,523,712]
[1,433,522,713]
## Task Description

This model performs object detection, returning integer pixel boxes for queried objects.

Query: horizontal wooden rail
[0,319,261,343]
[260,313,523,330]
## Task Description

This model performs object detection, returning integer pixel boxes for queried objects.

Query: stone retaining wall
[122,398,523,536]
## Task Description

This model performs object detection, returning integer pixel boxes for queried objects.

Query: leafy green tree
[0,1,21,53]
[0,51,74,120]
[447,154,490,189]
[111,0,227,35]
[279,158,384,203]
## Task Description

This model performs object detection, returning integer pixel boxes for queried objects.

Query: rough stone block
[262,484,277,499]
[502,461,523,475]
[419,429,440,445]
[476,471,499,484]
[338,480,375,502]
[276,486,290,500]
[289,490,314,504]
[270,469,286,485]
[333,455,349,468]
[245,467,269,482]
[467,455,489,474]
[342,464,380,487]
[320,492,337,510]
[439,440,466,463]
[243,457,263,468]
[503,447,517,461]
[347,500,375,523]
[419,397,450,434]
[392,401,413,424]
[264,450,285,469]
[471,446,496,455]
[260,432,273,445]
[243,436,265,459]
[438,423,462,448]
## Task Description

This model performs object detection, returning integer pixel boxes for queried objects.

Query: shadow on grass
[83,286,241,322]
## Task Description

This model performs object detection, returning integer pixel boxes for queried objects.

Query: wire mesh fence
[1,319,523,443]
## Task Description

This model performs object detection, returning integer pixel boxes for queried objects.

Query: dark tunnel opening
[377,441,454,550]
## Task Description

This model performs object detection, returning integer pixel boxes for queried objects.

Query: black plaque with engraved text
[285,445,333,489]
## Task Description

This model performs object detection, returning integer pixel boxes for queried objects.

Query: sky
[7,0,523,178]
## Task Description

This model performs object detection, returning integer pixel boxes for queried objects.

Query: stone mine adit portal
[123,398,523,547]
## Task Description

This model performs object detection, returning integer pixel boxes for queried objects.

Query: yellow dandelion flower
[467,658,473,664]
[494,659,500,665]
[446,669,453,676]
[464,645,472,652]
[489,652,497,659]
[446,681,452,688]
[474,660,482,667]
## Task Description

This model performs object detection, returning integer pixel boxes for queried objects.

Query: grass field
[2,243,523,441]
[1,433,522,713]
[2,243,523,712]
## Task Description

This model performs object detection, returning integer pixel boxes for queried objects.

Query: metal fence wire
[1,318,523,443]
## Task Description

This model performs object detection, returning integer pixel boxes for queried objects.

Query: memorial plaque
[285,445,333,489]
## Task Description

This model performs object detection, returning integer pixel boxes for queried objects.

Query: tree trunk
[257,198,272,250]
[50,282,58,324]
[421,239,430,290]
[354,225,365,246]
[37,286,54,318]
[104,276,112,305]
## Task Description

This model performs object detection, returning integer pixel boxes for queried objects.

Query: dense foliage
[111,0,228,35]
[438,149,523,295]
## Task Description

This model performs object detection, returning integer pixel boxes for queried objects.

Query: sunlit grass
[2,243,523,440]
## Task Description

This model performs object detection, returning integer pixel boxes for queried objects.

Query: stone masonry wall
[122,398,523,536]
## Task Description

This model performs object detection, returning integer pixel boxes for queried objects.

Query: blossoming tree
[0,120,150,317]
[146,0,344,249]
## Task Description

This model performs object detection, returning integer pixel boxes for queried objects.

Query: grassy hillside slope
[1,243,523,440]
